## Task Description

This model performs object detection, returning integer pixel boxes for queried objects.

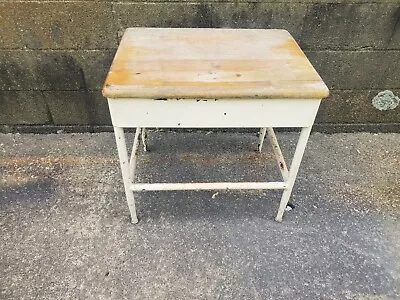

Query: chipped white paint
[258,128,267,152]
[112,101,318,223]
[266,127,289,181]
[129,127,141,180]
[108,98,321,128]
[275,126,312,222]
[141,128,148,152]
[114,127,138,224]
[258,127,289,181]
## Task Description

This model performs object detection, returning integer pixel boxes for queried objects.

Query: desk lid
[102,28,329,99]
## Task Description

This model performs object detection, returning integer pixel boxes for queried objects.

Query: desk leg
[129,128,141,180]
[141,128,148,152]
[114,126,139,224]
[267,127,289,181]
[275,126,312,222]
[258,128,267,152]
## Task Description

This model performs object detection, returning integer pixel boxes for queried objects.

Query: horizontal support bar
[131,182,287,191]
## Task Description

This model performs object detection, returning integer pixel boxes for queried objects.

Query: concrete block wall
[0,0,399,130]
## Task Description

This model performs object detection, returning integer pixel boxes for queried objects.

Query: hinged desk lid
[102,28,329,99]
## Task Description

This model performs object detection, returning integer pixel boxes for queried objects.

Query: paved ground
[0,130,399,300]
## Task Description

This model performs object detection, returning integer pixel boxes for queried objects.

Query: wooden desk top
[102,28,329,99]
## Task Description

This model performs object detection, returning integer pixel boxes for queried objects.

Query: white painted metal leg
[267,127,289,181]
[141,128,148,152]
[258,128,267,152]
[114,126,139,224]
[275,126,312,222]
[129,128,141,180]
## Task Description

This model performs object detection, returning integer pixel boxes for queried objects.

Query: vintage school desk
[102,28,329,224]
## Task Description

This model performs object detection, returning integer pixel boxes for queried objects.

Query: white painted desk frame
[102,28,329,224]
[107,98,321,223]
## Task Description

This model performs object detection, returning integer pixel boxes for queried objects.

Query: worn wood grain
[102,28,329,99]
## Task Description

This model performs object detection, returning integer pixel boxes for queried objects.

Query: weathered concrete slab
[300,3,400,50]
[0,91,50,125]
[0,2,117,49]
[316,89,400,124]
[114,3,308,39]
[0,131,399,299]
[306,50,400,90]
[43,91,111,125]
[0,50,115,91]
